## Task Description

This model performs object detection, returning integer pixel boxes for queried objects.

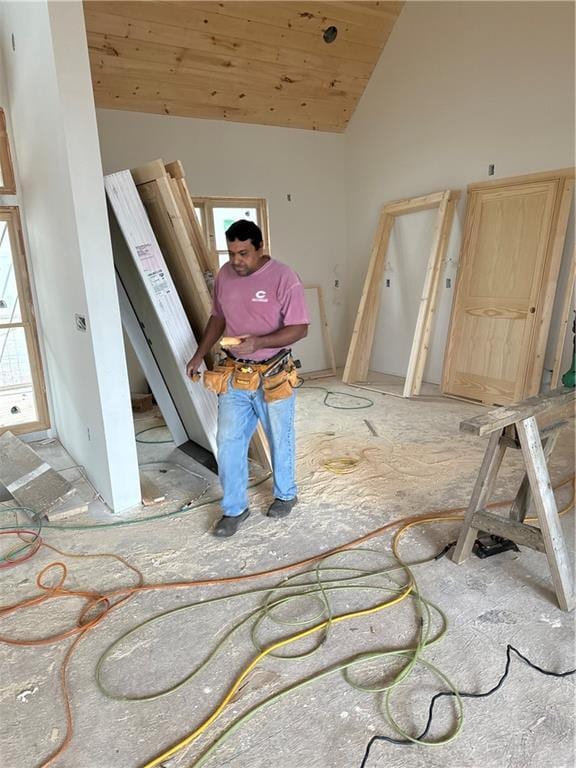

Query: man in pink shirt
[186,220,310,537]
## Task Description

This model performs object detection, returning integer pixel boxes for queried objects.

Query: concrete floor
[0,380,574,768]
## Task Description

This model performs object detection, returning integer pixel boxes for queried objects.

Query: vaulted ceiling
[83,1,404,132]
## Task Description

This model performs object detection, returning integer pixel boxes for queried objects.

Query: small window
[0,207,49,433]
[0,109,16,194]
[192,197,270,270]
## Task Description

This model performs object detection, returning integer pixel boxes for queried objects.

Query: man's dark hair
[225,219,263,250]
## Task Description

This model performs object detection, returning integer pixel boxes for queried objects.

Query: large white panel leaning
[105,170,218,456]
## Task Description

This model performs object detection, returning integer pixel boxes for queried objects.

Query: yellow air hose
[141,581,413,768]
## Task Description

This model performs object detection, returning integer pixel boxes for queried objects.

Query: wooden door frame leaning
[300,284,337,380]
[130,159,213,339]
[550,246,576,388]
[452,386,575,611]
[129,160,272,473]
[343,189,460,397]
[163,160,217,277]
[442,168,575,405]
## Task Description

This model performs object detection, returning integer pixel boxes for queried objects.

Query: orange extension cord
[0,475,573,767]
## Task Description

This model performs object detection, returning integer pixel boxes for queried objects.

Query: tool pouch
[203,365,233,395]
[232,366,261,391]
[263,367,298,403]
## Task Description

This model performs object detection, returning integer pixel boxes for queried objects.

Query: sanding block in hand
[220,336,243,348]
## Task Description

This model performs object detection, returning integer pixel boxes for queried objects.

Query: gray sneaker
[212,509,250,537]
[267,497,298,518]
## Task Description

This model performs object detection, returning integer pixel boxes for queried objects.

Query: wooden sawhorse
[452,387,575,612]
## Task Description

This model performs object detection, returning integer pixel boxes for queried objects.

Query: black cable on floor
[359,644,575,768]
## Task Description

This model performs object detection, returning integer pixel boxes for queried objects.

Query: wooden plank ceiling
[84,1,404,132]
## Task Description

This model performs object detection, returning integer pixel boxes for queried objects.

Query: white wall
[96,109,348,373]
[345,0,575,384]
[0,1,140,511]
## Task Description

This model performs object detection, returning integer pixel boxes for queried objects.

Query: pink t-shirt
[212,258,310,361]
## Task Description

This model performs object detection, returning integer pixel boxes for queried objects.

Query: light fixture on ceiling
[323,26,338,44]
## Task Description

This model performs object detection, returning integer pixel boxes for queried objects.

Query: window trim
[192,197,271,271]
[0,206,50,434]
[0,109,16,195]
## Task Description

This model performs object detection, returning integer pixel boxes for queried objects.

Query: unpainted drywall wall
[345,0,575,385]
[95,109,348,374]
[0,1,140,511]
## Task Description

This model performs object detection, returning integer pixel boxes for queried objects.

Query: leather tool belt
[203,349,299,402]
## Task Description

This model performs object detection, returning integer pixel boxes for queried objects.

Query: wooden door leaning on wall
[442,169,574,406]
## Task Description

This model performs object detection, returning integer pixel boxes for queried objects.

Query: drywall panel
[116,275,188,447]
[106,171,218,455]
[346,1,575,386]
[123,330,148,394]
[95,109,348,367]
[0,1,140,510]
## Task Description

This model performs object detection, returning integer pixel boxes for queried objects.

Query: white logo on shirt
[252,290,268,303]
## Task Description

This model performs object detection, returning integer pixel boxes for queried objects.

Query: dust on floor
[0,380,574,768]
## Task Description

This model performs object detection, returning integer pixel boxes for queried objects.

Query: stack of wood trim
[164,160,218,276]
[130,159,212,341]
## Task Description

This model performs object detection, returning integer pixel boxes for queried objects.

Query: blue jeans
[217,382,297,517]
